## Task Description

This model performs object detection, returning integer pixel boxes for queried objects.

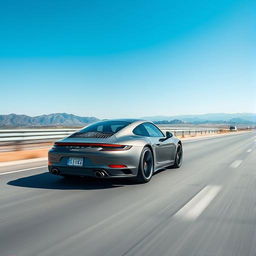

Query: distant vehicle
[48,119,183,183]
[229,126,237,131]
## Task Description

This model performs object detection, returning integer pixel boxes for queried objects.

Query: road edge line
[0,165,46,176]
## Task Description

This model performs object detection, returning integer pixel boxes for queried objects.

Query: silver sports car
[48,119,183,183]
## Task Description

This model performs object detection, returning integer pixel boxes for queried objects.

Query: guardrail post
[14,141,22,151]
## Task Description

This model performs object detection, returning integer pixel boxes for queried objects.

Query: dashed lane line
[230,160,243,169]
[174,185,221,221]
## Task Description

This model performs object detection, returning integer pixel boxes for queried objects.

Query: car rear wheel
[135,147,154,183]
[173,144,183,168]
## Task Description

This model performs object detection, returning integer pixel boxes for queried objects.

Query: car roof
[99,118,145,123]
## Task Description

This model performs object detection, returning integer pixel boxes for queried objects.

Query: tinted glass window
[144,123,164,137]
[133,124,150,137]
[70,121,130,138]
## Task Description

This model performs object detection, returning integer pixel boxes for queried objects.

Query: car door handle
[156,143,161,146]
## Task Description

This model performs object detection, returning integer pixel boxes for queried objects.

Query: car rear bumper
[48,146,142,178]
[48,165,137,178]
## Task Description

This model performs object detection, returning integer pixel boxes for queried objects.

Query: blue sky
[0,0,255,118]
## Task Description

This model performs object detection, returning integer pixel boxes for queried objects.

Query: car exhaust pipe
[95,170,107,178]
[95,171,103,177]
[51,168,60,175]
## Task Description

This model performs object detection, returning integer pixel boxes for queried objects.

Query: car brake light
[108,165,127,168]
[54,142,131,151]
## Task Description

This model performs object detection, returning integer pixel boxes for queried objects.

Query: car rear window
[69,121,130,138]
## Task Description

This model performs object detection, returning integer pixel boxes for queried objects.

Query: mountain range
[0,113,99,128]
[142,113,256,124]
[0,113,255,128]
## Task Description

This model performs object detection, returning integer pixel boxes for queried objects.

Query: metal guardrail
[0,127,223,145]
[0,129,77,144]
[160,127,221,137]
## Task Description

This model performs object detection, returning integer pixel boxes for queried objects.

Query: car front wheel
[173,144,183,168]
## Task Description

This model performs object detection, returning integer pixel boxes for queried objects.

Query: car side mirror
[166,131,173,138]
[159,131,173,142]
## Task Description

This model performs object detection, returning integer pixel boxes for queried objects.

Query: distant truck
[229,126,237,131]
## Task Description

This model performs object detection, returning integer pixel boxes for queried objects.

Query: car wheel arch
[172,140,181,158]
[177,140,182,148]
[143,144,156,168]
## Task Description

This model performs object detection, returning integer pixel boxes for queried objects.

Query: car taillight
[54,142,132,151]
[108,165,127,168]
[100,145,132,151]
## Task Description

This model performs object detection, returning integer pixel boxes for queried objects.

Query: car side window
[133,124,150,137]
[96,125,103,132]
[144,123,164,137]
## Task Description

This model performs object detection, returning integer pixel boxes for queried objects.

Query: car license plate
[67,157,83,167]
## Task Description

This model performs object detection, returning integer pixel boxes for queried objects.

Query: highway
[0,132,255,256]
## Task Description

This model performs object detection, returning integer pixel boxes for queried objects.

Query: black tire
[173,144,183,168]
[135,147,154,183]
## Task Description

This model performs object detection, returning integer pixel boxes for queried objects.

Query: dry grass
[0,148,50,162]
[175,130,245,139]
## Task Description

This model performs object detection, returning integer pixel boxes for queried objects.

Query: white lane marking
[230,160,243,168]
[247,149,252,153]
[174,185,221,220]
[0,166,46,176]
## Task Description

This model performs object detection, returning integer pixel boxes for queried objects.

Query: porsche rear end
[48,141,142,178]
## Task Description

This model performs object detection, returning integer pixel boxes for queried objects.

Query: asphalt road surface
[0,132,255,256]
